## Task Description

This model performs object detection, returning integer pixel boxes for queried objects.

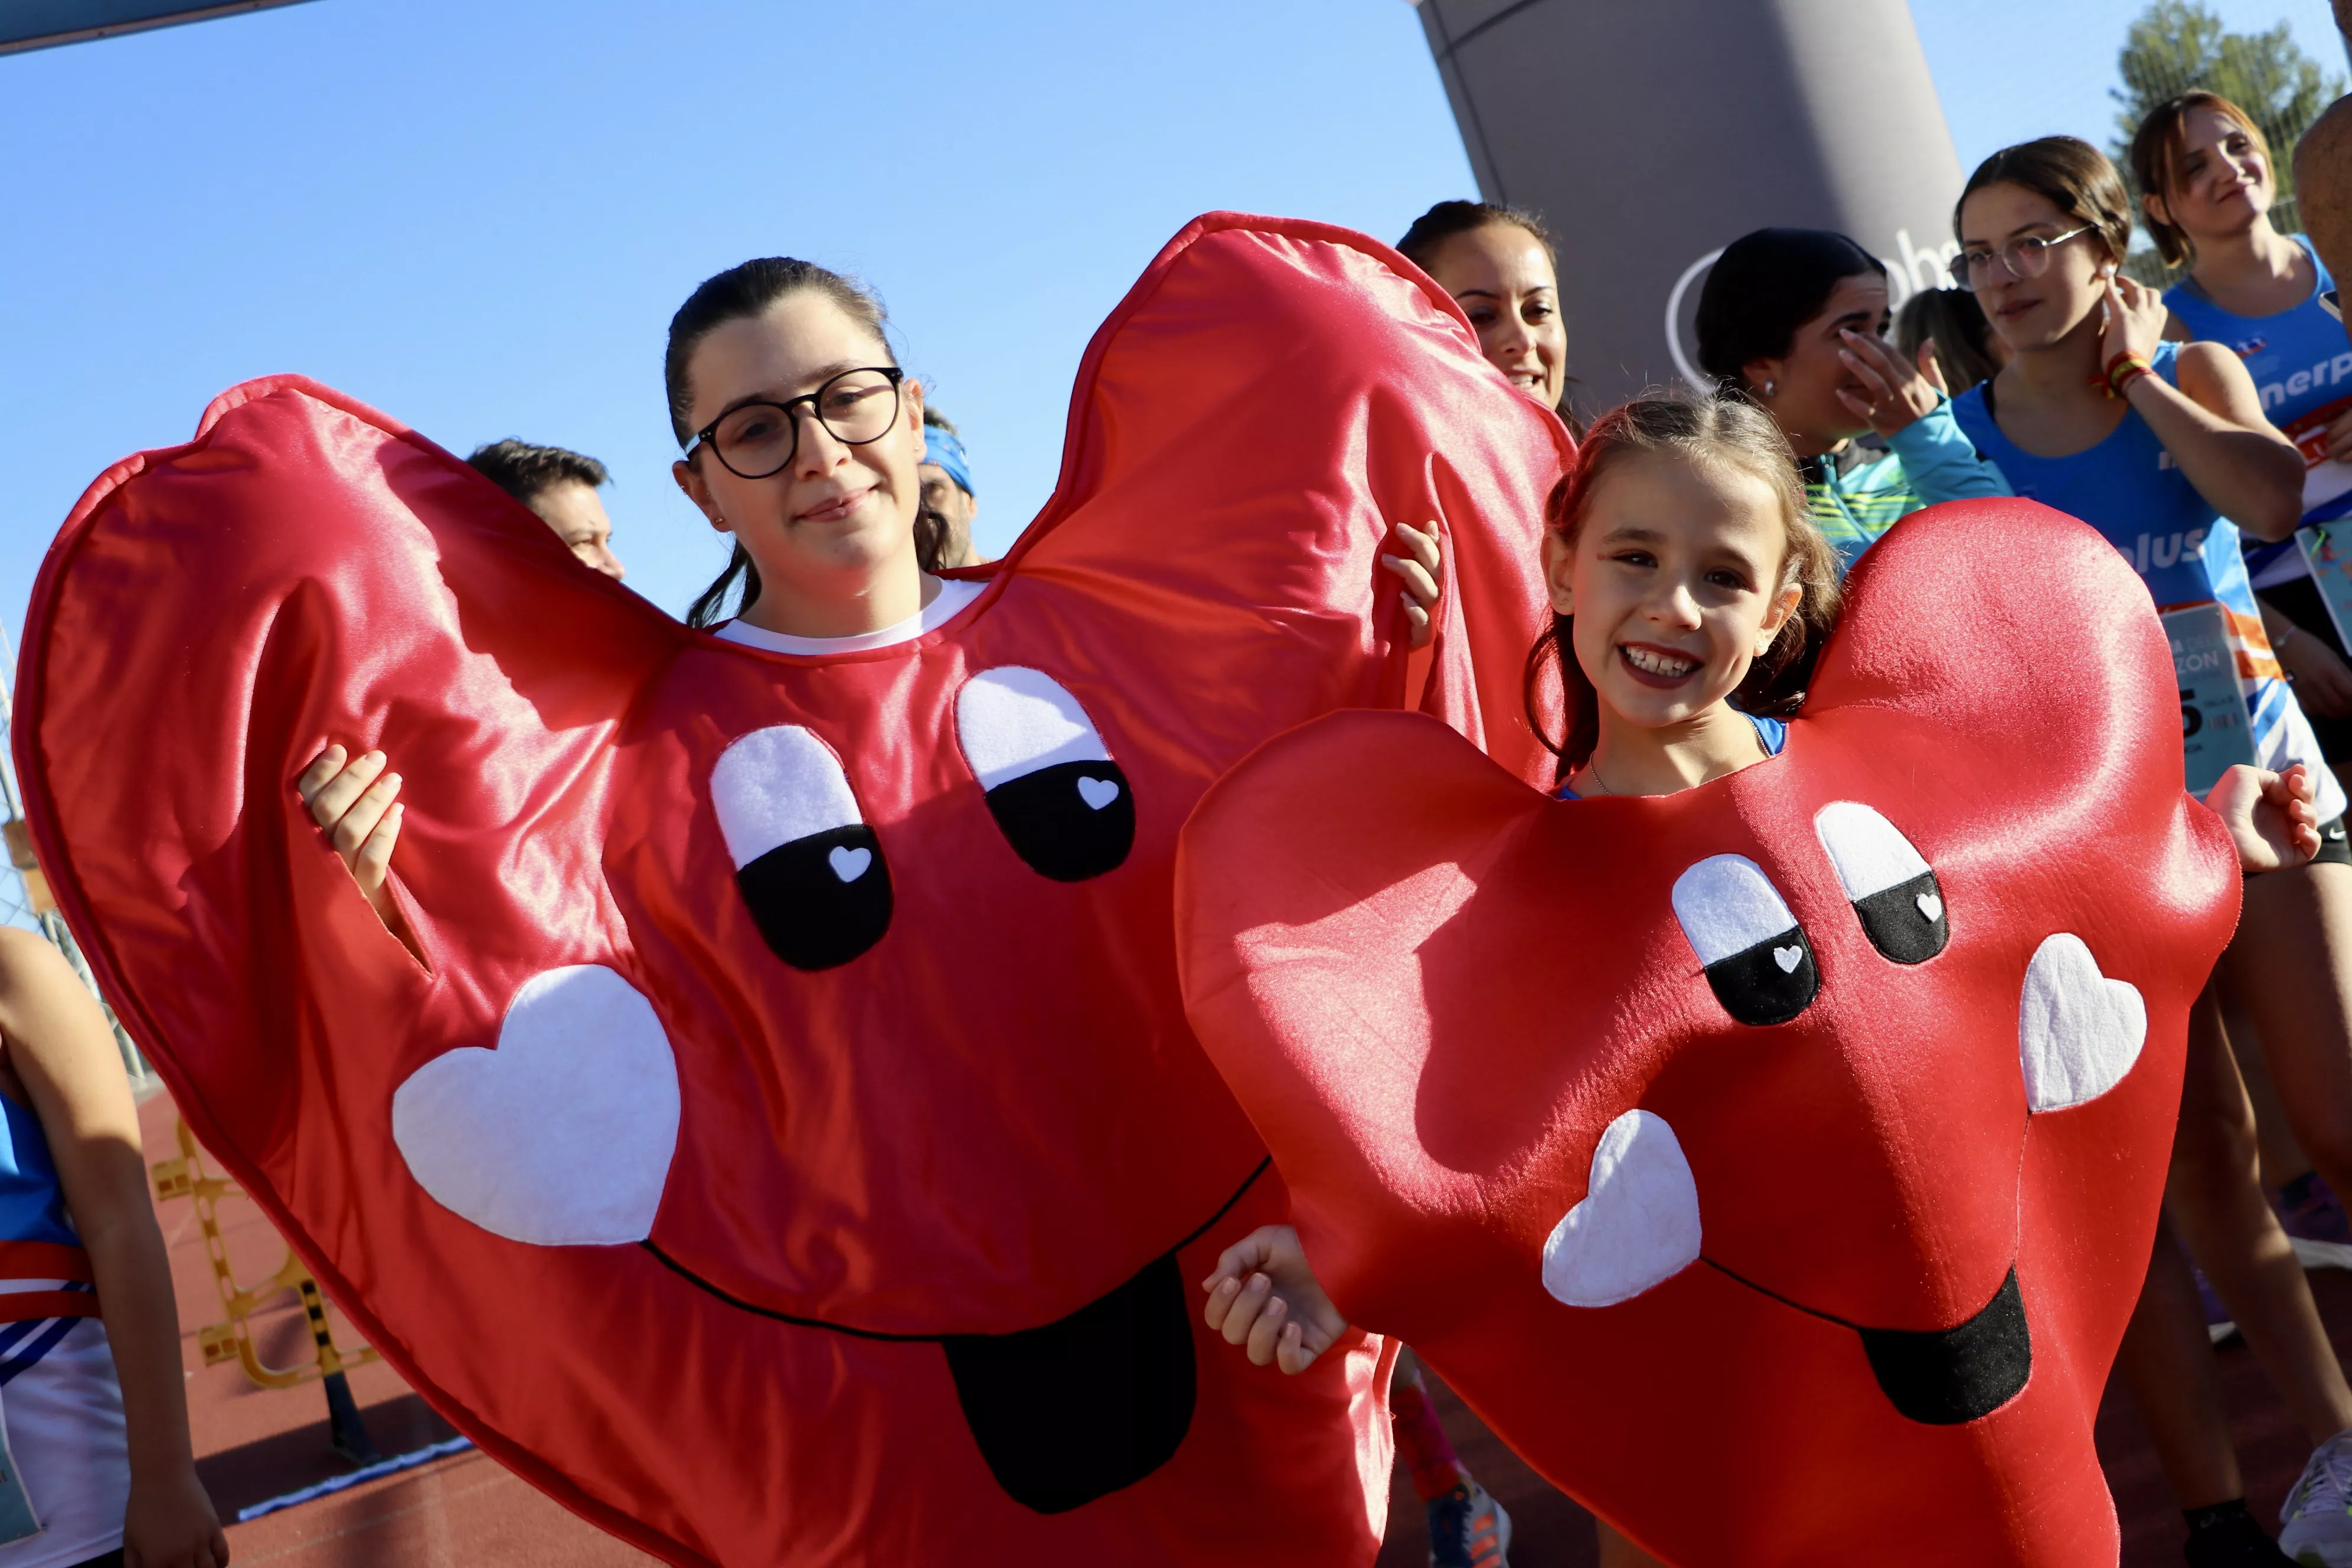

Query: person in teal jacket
[1696,227,2011,573]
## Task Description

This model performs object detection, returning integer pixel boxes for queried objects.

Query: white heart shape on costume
[393,965,681,1246]
[2018,933,2147,1112]
[828,845,873,883]
[1076,775,1120,811]
[1773,945,1803,974]
[1917,891,1944,923]
[1541,1109,1702,1308]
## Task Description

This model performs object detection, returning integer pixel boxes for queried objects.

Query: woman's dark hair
[2129,90,2274,266]
[1893,288,2001,396]
[1694,228,1887,390]
[1396,199,1557,273]
[1954,136,2134,270]
[669,257,894,628]
[1523,389,1841,778]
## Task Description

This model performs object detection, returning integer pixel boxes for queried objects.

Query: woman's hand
[1200,1224,1350,1374]
[2207,762,2321,873]
[1381,522,1442,650]
[2100,273,2170,374]
[2278,622,2352,719]
[1835,329,1943,436]
[123,1464,230,1568]
[296,744,406,931]
[2324,404,2352,465]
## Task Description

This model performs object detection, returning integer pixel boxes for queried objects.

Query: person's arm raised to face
[0,929,229,1568]
[2104,273,2304,540]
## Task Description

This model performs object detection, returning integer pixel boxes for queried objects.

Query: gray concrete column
[1415,0,1966,408]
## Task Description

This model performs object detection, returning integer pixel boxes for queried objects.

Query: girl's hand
[2207,762,2321,873]
[1200,1224,1350,1374]
[2101,273,2170,375]
[1835,328,1942,436]
[2278,624,2352,719]
[1381,521,1442,651]
[2325,403,2352,465]
[123,1465,230,1568]
[296,744,406,931]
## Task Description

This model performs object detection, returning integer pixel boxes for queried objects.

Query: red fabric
[1390,1367,1471,1502]
[0,1239,93,1283]
[1174,500,2242,1566]
[0,1290,100,1324]
[15,214,1566,1566]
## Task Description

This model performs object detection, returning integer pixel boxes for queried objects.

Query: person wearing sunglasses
[2136,92,2352,780]
[1692,227,2009,576]
[1948,136,2352,1568]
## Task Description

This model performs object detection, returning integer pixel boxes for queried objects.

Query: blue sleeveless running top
[0,1087,98,1386]
[1950,344,2347,822]
[1950,344,2235,609]
[2166,236,2352,586]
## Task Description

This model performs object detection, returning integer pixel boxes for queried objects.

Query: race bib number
[2164,601,2258,795]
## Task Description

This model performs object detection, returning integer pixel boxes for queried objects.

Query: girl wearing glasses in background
[1949,135,2352,1568]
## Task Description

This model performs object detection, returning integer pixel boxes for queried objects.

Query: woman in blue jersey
[0,928,223,1568]
[2138,90,2352,748]
[1951,135,2352,1568]
[1693,228,2010,576]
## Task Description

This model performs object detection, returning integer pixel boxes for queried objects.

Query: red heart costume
[1174,499,2242,1566]
[14,215,1566,1565]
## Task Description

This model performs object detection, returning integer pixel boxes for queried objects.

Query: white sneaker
[2281,1429,2352,1565]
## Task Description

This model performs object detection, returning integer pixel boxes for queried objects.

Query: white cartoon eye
[2018,934,2147,1112]
[1814,802,1949,965]
[711,726,889,969]
[955,667,1135,881]
[393,965,681,1246]
[1541,1110,1703,1307]
[1671,855,1818,1026]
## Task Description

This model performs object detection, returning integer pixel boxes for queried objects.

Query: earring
[1762,380,1776,398]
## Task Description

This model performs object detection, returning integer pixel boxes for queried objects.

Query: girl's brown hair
[1954,136,2135,269]
[2129,91,2275,266]
[1523,390,1842,776]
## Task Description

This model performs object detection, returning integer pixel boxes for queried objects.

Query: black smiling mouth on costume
[1704,1258,2032,1425]
[641,1156,1270,1513]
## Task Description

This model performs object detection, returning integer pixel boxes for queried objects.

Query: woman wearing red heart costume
[1177,388,2285,1563]
[13,216,1566,1566]
[1945,137,2352,1567]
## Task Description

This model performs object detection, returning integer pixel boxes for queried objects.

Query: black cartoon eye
[955,667,1134,882]
[1814,802,1948,965]
[711,726,890,970]
[1671,854,1818,1027]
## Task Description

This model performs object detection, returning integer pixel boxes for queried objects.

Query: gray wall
[1415,0,1966,410]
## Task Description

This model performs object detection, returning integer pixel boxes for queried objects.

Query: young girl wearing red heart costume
[289,253,1458,1559]
[1201,390,2322,1567]
[1947,136,2352,1567]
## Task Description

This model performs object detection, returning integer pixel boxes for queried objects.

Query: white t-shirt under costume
[714,578,984,656]
[0,1318,130,1568]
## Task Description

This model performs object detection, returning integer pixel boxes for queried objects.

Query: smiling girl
[2136,92,2352,737]
[1204,388,2318,1566]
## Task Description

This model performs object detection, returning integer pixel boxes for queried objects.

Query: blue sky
[0,0,2343,654]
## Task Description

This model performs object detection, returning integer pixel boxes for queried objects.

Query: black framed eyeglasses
[1948,226,2097,292]
[684,365,906,479]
